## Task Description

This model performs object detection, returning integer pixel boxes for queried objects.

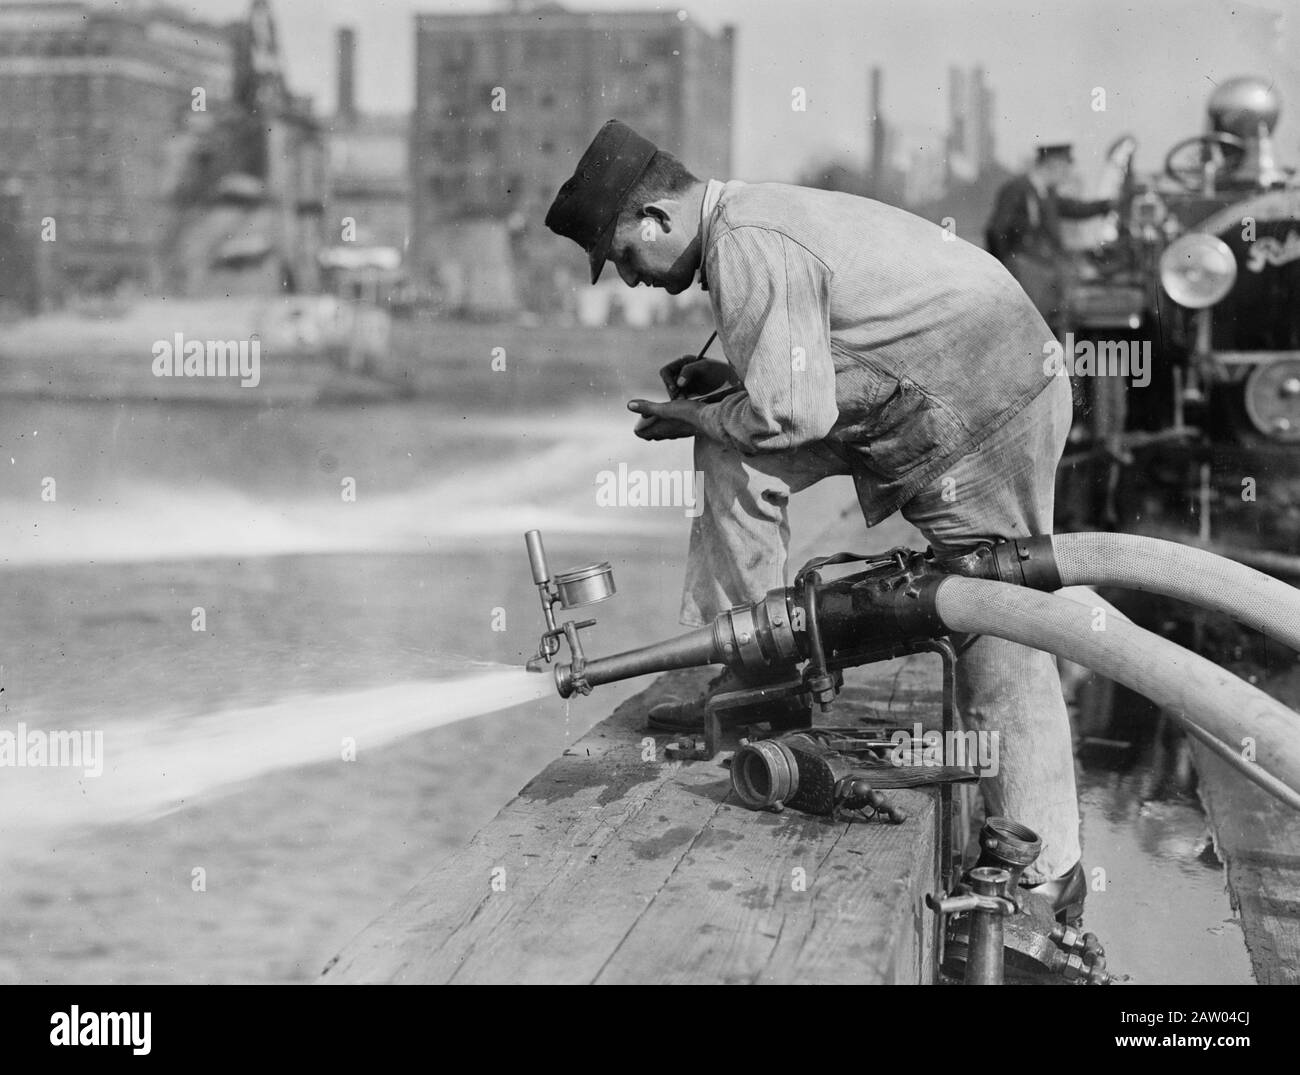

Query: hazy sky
[109,0,1300,185]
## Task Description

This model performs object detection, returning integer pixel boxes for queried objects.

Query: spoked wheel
[1163,132,1247,190]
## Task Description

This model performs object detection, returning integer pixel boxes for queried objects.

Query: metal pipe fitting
[524,529,550,585]
[1050,922,1107,967]
[553,622,721,698]
[928,867,1016,985]
[730,738,799,811]
[975,816,1043,894]
[964,867,1014,985]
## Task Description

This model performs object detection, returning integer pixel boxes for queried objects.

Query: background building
[946,63,996,184]
[327,27,410,258]
[411,4,735,316]
[166,0,327,298]
[0,0,326,305]
[0,0,234,300]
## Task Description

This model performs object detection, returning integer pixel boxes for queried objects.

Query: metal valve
[525,529,616,679]
[927,867,1017,985]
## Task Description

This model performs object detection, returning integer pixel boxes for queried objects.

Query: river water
[0,389,700,983]
[0,384,1255,983]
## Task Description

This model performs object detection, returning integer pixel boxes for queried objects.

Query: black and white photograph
[0,0,1296,1034]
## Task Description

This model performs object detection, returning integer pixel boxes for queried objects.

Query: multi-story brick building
[411,4,735,313]
[0,1,234,297]
[0,0,327,304]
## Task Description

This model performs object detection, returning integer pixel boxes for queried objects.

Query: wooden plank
[1193,742,1300,985]
[439,756,725,984]
[593,788,934,984]
[322,670,716,984]
[323,659,948,984]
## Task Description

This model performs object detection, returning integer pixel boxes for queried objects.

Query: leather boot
[1021,859,1087,927]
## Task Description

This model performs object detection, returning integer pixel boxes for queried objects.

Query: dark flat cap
[545,120,659,284]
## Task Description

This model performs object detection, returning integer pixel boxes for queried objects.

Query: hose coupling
[731,731,904,820]
[933,535,1062,591]
[974,816,1043,903]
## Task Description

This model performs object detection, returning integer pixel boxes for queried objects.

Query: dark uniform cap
[545,120,660,284]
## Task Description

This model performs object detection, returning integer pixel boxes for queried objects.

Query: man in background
[986,142,1114,330]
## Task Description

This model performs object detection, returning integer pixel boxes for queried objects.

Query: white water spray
[0,666,554,844]
[0,408,692,566]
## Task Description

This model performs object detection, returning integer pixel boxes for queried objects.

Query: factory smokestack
[337,26,356,120]
[948,64,967,161]
[869,66,885,186]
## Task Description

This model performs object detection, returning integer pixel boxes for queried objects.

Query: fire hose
[955,531,1300,653]
[934,576,1300,810]
[525,530,1300,811]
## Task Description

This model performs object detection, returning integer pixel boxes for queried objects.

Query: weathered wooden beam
[1193,740,1300,985]
[323,656,949,985]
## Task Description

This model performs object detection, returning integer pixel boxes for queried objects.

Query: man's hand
[659,355,737,400]
[628,398,704,440]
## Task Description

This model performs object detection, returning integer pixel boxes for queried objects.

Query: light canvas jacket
[695,180,1060,523]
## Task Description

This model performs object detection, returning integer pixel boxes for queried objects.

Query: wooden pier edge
[1192,706,1300,985]
[320,657,953,985]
